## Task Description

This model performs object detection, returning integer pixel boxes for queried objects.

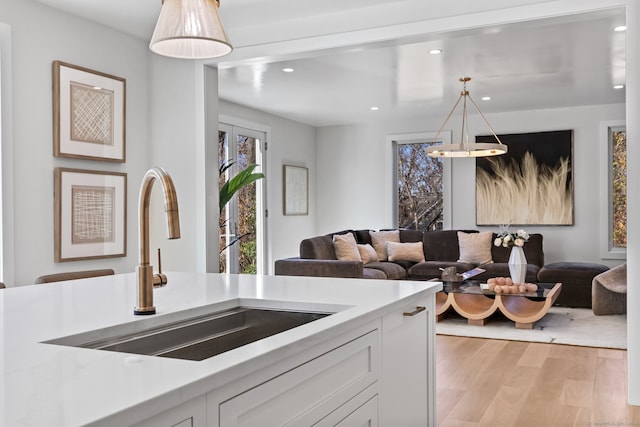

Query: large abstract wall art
[475,130,573,226]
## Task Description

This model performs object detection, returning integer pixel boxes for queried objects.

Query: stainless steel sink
[46,307,332,361]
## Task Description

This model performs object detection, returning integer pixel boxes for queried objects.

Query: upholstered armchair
[592,263,626,315]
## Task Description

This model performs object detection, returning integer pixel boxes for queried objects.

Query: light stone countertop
[0,272,441,427]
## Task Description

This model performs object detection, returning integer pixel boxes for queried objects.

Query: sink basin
[46,307,332,361]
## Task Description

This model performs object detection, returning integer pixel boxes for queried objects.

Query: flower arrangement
[494,226,529,248]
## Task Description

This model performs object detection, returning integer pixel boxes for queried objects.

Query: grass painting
[476,130,573,225]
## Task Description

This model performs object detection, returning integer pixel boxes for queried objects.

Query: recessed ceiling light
[370,106,379,111]
[481,96,491,101]
[428,49,443,55]
[282,67,295,73]
[614,84,625,89]
[614,25,627,32]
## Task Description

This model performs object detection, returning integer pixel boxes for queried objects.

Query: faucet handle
[153,248,168,288]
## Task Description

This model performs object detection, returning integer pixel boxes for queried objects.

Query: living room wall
[316,102,625,267]
[2,0,213,284]
[1,0,153,285]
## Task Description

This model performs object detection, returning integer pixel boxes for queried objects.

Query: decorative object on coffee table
[508,246,527,283]
[494,226,529,284]
[441,267,462,282]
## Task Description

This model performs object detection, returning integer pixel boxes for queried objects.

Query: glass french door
[218,124,266,274]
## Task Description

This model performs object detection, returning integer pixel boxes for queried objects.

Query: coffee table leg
[515,322,533,329]
[498,283,561,328]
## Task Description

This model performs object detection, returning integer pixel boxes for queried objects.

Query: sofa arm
[274,257,364,278]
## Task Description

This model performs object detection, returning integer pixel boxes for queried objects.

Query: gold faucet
[134,167,181,315]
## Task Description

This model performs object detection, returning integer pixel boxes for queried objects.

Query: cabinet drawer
[219,330,379,427]
[314,383,378,427]
[132,395,206,427]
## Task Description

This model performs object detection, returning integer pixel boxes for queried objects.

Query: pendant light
[426,77,507,158]
[149,0,233,59]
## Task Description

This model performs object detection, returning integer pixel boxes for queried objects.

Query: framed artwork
[54,168,127,262]
[283,165,309,215]
[53,61,126,162]
[475,130,574,226]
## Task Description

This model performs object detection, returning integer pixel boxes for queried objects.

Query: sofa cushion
[398,229,424,243]
[363,268,388,280]
[333,233,361,261]
[423,229,477,261]
[365,261,407,280]
[370,230,400,261]
[387,241,425,263]
[354,229,373,245]
[357,243,378,264]
[408,261,476,280]
[300,235,336,260]
[457,231,493,264]
[390,259,418,270]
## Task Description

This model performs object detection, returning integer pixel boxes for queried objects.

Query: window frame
[0,24,13,284]
[390,131,452,230]
[600,119,627,259]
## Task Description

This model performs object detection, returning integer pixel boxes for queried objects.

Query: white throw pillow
[370,230,400,261]
[333,233,361,262]
[457,231,494,264]
[387,241,425,263]
[357,244,379,264]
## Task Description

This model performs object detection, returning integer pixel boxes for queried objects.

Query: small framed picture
[54,168,127,262]
[53,61,126,162]
[283,165,308,215]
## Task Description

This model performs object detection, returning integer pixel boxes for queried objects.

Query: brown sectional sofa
[274,229,608,308]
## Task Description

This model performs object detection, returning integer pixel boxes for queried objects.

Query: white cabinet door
[132,395,206,427]
[380,296,434,427]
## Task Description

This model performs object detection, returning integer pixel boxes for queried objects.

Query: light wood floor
[436,335,640,427]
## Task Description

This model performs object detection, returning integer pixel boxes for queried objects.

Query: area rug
[436,307,627,349]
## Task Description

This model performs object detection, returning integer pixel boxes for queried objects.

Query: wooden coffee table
[436,281,562,329]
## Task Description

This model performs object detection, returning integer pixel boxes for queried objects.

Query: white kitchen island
[0,272,441,427]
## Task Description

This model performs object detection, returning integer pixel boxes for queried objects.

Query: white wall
[147,58,215,274]
[317,103,625,267]
[1,0,152,285]
[219,100,317,271]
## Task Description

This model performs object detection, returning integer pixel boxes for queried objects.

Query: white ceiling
[35,1,626,127]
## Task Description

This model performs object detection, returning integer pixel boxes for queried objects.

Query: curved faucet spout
[134,167,181,315]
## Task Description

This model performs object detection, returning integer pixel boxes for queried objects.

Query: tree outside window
[396,142,443,231]
[611,128,626,249]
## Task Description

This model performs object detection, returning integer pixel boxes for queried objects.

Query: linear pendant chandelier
[426,77,507,158]
[149,0,233,59]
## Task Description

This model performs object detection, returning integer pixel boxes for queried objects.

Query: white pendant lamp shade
[150,0,233,59]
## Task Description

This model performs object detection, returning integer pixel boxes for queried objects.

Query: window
[600,121,626,258]
[392,132,451,231]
